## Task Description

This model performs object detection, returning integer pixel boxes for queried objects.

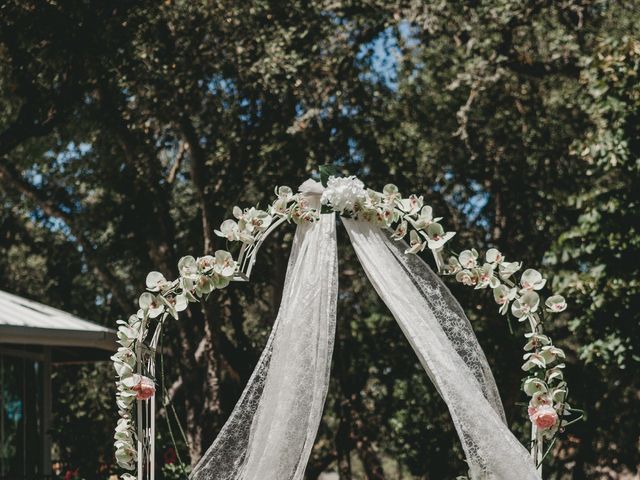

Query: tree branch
[0,21,80,157]
[96,83,178,274]
[179,116,218,253]
[167,141,188,184]
[0,162,131,312]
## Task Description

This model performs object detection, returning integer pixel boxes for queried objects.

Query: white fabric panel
[343,218,539,480]
[191,213,338,480]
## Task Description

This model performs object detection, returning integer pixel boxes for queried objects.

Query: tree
[548,34,640,476]
[0,1,638,478]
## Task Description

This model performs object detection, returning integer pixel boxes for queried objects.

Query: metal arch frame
[232,215,289,282]
[135,214,289,480]
[134,220,543,479]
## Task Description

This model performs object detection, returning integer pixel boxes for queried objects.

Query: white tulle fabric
[191,214,338,480]
[343,218,540,480]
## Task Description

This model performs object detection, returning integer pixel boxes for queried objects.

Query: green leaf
[319,164,339,186]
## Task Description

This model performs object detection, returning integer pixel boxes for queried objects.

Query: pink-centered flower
[133,375,155,400]
[528,404,558,430]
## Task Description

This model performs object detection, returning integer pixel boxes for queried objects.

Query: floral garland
[318,176,578,459]
[111,186,319,474]
[112,174,578,477]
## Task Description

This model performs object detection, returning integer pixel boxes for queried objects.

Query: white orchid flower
[271,198,289,215]
[112,347,136,365]
[458,249,479,269]
[522,352,546,371]
[116,393,136,411]
[243,208,273,232]
[194,275,214,297]
[174,293,188,311]
[405,230,426,254]
[111,348,136,377]
[178,256,198,280]
[541,345,566,364]
[530,391,553,408]
[523,332,551,351]
[117,387,136,402]
[212,273,231,289]
[115,418,133,437]
[523,378,548,396]
[446,256,462,275]
[238,229,256,244]
[213,250,236,277]
[492,284,517,314]
[455,269,478,286]
[116,395,132,413]
[475,263,499,289]
[120,372,141,389]
[424,223,455,249]
[297,179,324,210]
[362,206,383,225]
[115,442,137,470]
[161,293,189,320]
[236,208,254,233]
[138,291,153,310]
[214,219,240,241]
[111,357,133,378]
[138,292,164,318]
[197,255,215,273]
[179,277,196,298]
[545,294,567,313]
[145,271,171,292]
[127,314,140,327]
[485,248,504,264]
[398,194,423,215]
[551,386,567,403]
[290,202,319,224]
[117,325,137,348]
[148,296,165,318]
[546,364,565,383]
[412,206,441,230]
[391,220,408,240]
[382,183,399,202]
[377,206,394,226]
[365,189,383,207]
[520,268,547,291]
[275,185,294,202]
[498,260,522,280]
[382,184,398,194]
[511,291,540,319]
[114,435,135,451]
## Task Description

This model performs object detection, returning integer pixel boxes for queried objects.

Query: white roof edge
[0,289,117,351]
[0,326,117,351]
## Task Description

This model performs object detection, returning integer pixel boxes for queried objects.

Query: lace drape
[343,218,540,480]
[191,214,338,480]
[191,215,539,480]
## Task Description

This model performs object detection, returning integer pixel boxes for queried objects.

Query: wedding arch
[111,169,580,480]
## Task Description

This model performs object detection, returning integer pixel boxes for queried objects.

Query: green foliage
[52,364,116,477]
[546,35,640,472]
[0,1,638,478]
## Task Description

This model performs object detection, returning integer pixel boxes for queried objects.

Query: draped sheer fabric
[191,212,539,480]
[343,218,540,480]
[191,214,338,480]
